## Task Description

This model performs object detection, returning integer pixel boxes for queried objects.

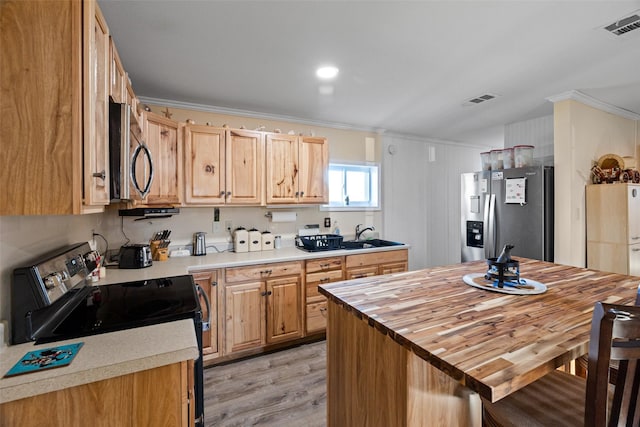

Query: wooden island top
[319,258,639,408]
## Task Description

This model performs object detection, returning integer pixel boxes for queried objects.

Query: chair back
[585,302,640,427]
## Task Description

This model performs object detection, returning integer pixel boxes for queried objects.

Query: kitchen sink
[341,239,404,250]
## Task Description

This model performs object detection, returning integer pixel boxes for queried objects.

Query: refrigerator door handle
[484,194,496,259]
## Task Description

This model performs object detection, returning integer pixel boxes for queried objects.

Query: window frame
[321,161,381,211]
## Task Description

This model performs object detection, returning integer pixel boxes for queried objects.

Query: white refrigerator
[460,166,554,262]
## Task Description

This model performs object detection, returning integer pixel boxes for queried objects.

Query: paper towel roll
[270,211,297,223]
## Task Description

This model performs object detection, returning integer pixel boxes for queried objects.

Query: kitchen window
[323,162,380,210]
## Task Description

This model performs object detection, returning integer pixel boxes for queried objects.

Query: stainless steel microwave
[109,102,154,201]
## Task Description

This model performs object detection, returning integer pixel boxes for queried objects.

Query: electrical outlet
[225,220,233,231]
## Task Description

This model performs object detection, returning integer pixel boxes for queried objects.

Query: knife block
[150,240,169,261]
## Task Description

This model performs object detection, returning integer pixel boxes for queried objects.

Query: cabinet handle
[631,236,640,240]
[227,191,231,196]
[261,290,273,297]
[300,191,304,197]
[632,248,640,252]
[220,191,225,196]
[319,307,327,317]
[319,277,330,284]
[260,269,273,275]
[320,263,330,269]
[205,164,215,174]
[295,191,299,197]
[92,170,106,181]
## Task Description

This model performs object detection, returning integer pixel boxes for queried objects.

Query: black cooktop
[35,275,200,344]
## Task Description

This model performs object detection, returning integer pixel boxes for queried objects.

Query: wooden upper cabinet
[184,125,226,204]
[145,112,182,205]
[226,129,264,205]
[83,0,111,209]
[0,0,114,215]
[298,136,329,204]
[266,133,328,204]
[266,133,300,204]
[109,37,126,103]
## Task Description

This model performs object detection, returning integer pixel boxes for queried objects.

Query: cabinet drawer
[380,262,408,275]
[306,256,343,273]
[346,249,408,269]
[306,269,344,301]
[226,261,303,283]
[306,300,327,334]
[345,266,379,279]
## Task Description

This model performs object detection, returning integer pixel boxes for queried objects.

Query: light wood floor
[203,340,327,426]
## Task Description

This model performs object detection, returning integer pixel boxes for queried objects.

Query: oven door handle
[195,284,211,332]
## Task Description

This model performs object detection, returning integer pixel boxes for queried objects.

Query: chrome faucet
[355,224,375,241]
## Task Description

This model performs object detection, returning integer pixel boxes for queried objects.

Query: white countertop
[0,319,198,404]
[98,244,409,285]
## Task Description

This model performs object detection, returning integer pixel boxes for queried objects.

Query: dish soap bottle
[333,220,341,236]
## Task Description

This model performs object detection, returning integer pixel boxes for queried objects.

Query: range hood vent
[119,207,179,220]
[604,12,640,36]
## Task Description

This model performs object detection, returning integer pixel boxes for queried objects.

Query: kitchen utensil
[193,232,206,256]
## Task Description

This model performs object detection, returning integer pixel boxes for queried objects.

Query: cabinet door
[184,125,226,204]
[628,185,640,244]
[266,275,303,344]
[109,37,125,103]
[298,136,328,204]
[225,281,265,353]
[306,300,328,334]
[192,270,219,358]
[83,2,110,208]
[145,112,182,205]
[265,133,299,204]
[629,243,640,277]
[226,129,264,205]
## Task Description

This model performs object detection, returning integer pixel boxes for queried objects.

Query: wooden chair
[575,284,640,379]
[482,301,640,427]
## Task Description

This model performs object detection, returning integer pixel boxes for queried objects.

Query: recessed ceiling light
[316,66,339,80]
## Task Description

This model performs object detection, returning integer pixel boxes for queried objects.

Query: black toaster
[118,244,153,269]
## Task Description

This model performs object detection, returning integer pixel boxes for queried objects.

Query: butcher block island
[318,258,640,427]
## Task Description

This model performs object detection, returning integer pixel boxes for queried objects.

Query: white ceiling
[98,0,640,147]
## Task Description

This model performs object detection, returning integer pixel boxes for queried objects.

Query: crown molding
[138,96,387,134]
[546,90,640,121]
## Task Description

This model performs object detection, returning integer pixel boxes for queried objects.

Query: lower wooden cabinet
[215,251,408,362]
[223,261,303,355]
[0,361,194,427]
[191,270,220,361]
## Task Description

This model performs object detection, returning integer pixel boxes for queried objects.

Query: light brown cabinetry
[0,361,194,427]
[305,257,344,334]
[109,37,126,103]
[345,249,409,279]
[265,134,328,204]
[0,0,111,215]
[586,184,640,276]
[184,125,263,205]
[192,270,220,360]
[145,112,183,205]
[224,261,303,354]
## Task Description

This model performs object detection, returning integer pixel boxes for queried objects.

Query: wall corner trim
[546,90,640,121]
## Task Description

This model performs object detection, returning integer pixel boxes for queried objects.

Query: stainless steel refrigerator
[461,166,554,262]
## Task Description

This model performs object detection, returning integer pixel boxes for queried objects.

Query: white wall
[382,134,487,270]
[504,115,554,165]
[553,99,639,267]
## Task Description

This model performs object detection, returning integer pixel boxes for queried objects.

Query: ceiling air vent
[604,12,640,35]
[464,93,498,106]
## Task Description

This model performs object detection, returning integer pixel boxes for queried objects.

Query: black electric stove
[11,242,205,426]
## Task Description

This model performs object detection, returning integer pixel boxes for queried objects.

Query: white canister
[248,228,262,252]
[261,231,274,251]
[233,227,249,253]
